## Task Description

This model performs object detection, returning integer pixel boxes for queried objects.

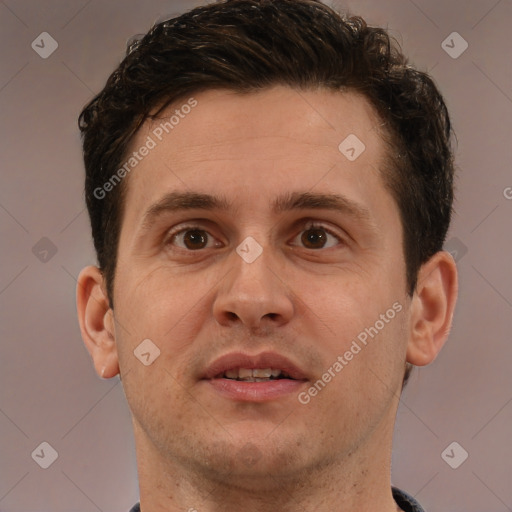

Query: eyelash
[164,222,344,251]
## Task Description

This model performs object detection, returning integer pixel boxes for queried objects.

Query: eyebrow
[139,190,373,233]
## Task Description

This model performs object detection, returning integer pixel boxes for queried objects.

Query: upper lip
[202,351,308,380]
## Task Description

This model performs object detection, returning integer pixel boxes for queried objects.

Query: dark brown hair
[79,0,455,385]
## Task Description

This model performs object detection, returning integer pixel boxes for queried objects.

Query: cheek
[113,263,217,360]
[117,263,183,315]
[316,303,408,423]
[298,270,394,337]
[302,271,408,388]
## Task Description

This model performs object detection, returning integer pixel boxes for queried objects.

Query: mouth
[216,367,296,382]
[202,352,308,402]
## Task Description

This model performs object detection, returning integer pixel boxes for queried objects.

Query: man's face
[112,86,410,483]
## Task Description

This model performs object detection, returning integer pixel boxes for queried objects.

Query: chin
[193,436,313,487]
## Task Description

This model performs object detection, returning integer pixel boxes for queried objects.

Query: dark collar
[129,487,425,512]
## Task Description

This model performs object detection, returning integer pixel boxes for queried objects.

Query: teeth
[239,368,253,379]
[252,368,272,378]
[224,369,239,379]
[222,368,285,380]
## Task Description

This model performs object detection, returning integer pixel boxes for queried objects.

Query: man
[76,1,458,511]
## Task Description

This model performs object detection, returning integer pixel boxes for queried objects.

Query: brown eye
[301,227,328,249]
[168,227,220,251]
[182,229,209,249]
[292,223,342,250]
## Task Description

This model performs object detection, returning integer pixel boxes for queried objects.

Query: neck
[134,410,401,512]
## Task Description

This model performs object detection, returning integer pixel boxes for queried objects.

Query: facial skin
[77,86,457,512]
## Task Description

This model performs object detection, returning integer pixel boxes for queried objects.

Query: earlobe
[406,251,458,366]
[76,266,120,379]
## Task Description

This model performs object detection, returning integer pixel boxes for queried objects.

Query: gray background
[1,0,511,510]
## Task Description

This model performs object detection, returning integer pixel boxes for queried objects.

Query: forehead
[148,87,382,153]
[120,86,393,226]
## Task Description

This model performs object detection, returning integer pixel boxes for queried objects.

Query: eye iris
[184,229,208,249]
[179,227,330,250]
[302,228,327,249]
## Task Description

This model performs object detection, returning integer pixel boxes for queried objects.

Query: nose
[212,243,294,331]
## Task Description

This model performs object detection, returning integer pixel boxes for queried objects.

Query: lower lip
[204,378,307,402]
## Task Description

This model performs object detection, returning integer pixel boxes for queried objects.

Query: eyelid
[164,223,223,247]
[164,219,345,250]
[290,220,344,247]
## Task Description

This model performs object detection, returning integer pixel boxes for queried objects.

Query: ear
[407,251,458,366]
[76,266,120,379]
